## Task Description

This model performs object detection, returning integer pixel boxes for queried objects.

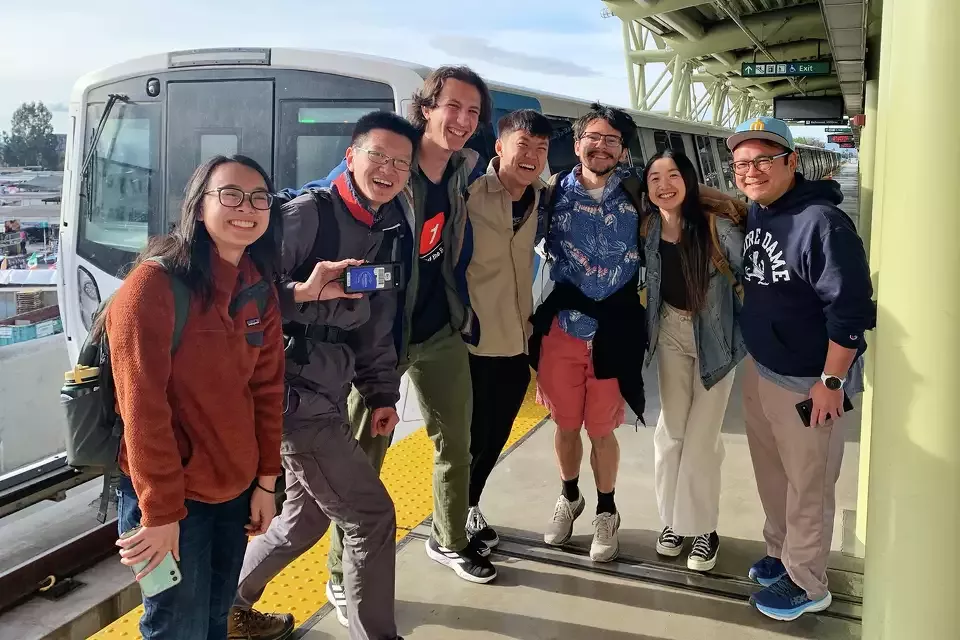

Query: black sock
[562,476,580,502]
[597,489,616,515]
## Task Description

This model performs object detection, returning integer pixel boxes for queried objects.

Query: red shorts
[536,318,624,438]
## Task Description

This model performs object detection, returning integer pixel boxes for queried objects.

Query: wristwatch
[821,373,845,391]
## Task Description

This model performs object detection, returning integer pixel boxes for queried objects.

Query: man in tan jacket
[464,109,551,548]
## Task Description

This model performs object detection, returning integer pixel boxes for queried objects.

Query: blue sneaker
[748,555,787,587]
[751,575,833,621]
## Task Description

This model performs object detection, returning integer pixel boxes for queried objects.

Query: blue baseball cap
[727,116,795,152]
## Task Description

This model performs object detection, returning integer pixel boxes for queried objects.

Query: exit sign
[741,61,831,77]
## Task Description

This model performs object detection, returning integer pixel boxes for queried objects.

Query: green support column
[862,0,960,637]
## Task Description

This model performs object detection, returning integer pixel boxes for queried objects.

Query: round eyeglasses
[204,187,274,210]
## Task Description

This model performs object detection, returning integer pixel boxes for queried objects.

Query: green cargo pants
[327,326,472,585]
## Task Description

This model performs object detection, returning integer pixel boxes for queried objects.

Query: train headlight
[77,266,102,331]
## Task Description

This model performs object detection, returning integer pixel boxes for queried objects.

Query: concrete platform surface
[304,537,860,640]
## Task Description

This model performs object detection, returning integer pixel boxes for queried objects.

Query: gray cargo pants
[235,412,397,640]
[327,326,473,585]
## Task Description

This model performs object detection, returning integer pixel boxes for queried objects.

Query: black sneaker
[655,525,684,557]
[425,536,497,584]
[687,531,720,572]
[466,506,499,550]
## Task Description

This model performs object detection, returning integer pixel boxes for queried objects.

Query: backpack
[639,194,747,302]
[60,257,191,523]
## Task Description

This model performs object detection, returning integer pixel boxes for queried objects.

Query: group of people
[104,63,875,640]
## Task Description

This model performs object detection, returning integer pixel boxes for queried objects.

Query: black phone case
[795,393,855,427]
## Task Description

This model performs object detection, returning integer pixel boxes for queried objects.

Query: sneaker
[228,607,295,640]
[325,580,348,628]
[466,506,499,550]
[590,511,621,562]
[748,555,788,587]
[750,575,833,621]
[544,494,585,546]
[425,536,497,584]
[687,532,720,572]
[655,525,684,557]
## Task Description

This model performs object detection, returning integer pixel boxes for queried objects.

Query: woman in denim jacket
[641,149,746,573]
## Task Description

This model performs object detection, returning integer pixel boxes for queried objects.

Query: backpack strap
[145,256,191,353]
[621,175,646,215]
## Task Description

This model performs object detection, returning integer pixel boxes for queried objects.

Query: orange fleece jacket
[105,254,284,527]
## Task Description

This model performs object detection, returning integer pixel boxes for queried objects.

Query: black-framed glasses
[730,152,790,175]
[579,132,623,148]
[204,187,273,210]
[355,147,413,172]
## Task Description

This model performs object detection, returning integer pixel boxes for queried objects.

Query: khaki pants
[654,304,735,536]
[742,356,846,600]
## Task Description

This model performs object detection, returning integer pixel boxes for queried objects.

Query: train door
[165,80,275,230]
[694,135,722,190]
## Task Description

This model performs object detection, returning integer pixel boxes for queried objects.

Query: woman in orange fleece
[103,154,333,639]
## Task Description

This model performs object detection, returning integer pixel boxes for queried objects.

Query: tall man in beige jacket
[463,109,552,548]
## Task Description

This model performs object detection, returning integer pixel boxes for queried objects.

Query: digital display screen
[345,265,394,291]
[773,96,844,121]
[828,134,853,143]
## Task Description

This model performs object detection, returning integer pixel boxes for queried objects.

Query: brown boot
[227,607,295,640]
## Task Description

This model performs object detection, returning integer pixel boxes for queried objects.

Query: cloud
[430,35,599,77]
[46,102,69,113]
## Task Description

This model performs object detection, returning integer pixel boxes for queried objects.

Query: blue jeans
[117,475,252,640]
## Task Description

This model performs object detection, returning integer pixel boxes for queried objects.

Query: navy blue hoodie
[740,174,876,377]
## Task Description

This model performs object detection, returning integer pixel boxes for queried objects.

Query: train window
[628,134,644,168]
[653,130,686,154]
[77,101,160,276]
[200,133,239,160]
[277,100,393,190]
[546,116,579,175]
[714,137,736,191]
[695,136,721,189]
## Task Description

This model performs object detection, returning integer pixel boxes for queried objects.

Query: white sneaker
[544,494,585,546]
[325,580,348,628]
[590,511,621,562]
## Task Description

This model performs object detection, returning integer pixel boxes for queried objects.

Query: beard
[582,150,618,176]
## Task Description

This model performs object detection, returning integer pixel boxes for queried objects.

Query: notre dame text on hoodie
[740,174,876,377]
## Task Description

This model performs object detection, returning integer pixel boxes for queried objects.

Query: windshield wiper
[79,93,129,179]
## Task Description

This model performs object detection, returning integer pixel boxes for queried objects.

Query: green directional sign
[741,61,831,78]
[825,127,852,133]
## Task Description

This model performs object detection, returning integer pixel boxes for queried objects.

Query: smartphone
[119,525,182,598]
[343,263,404,293]
[795,394,855,427]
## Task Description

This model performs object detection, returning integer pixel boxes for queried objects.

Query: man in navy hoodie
[727,117,875,621]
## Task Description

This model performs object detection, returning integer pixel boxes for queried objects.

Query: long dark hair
[91,155,281,341]
[643,149,710,313]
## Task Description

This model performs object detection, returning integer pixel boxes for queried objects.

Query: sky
[0,0,828,140]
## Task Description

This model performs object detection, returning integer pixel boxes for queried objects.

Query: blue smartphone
[343,263,404,293]
[119,525,182,597]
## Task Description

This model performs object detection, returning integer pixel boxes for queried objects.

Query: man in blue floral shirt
[533,103,644,563]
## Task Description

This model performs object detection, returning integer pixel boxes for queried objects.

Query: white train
[56,47,841,434]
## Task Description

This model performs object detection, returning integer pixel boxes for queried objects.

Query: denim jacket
[643,212,747,390]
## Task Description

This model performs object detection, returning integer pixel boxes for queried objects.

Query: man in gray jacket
[227,111,418,640]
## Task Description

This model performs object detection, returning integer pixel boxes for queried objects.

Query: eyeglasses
[730,152,790,176]
[204,187,273,210]
[355,147,413,172]
[579,132,623,148]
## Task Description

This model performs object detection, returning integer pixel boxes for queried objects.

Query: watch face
[824,376,842,391]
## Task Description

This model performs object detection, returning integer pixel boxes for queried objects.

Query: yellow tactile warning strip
[89,382,548,638]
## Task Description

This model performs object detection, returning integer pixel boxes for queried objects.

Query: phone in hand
[119,525,182,597]
[795,393,855,427]
[343,263,404,293]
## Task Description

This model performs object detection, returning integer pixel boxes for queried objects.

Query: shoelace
[237,609,280,632]
[769,576,802,599]
[593,514,616,542]
[690,534,712,558]
[472,508,489,531]
[660,527,682,546]
[552,497,573,522]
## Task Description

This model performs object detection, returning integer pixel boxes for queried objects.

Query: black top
[409,168,452,344]
[512,186,535,232]
[658,239,688,311]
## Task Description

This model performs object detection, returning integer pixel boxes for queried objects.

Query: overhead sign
[825,127,852,133]
[741,61,831,77]
[839,142,856,149]
[828,134,854,143]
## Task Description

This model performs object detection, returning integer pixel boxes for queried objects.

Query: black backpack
[60,257,190,523]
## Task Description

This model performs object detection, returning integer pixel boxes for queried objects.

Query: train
[55,47,842,432]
